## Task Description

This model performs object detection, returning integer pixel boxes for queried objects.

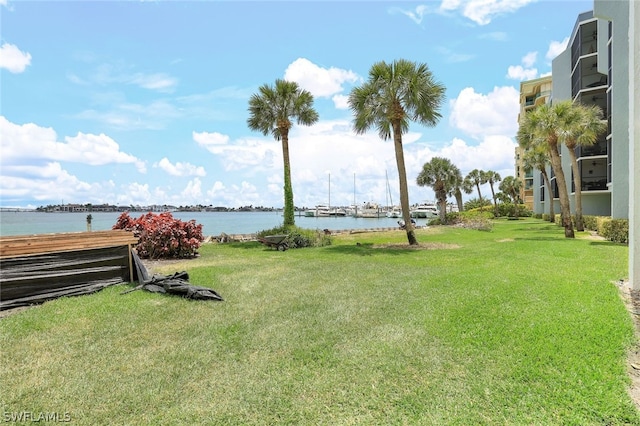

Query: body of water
[0,211,418,237]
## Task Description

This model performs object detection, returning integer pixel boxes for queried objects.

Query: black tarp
[125,251,223,301]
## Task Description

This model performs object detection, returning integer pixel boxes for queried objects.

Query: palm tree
[499,176,523,218]
[348,59,445,245]
[247,79,319,226]
[484,170,501,217]
[521,146,555,222]
[465,169,487,209]
[416,157,460,223]
[562,103,607,231]
[517,100,574,238]
[449,168,465,213]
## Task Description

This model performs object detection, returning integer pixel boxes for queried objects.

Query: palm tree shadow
[327,243,420,256]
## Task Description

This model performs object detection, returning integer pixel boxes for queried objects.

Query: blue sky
[0,0,593,209]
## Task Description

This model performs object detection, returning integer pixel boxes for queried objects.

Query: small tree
[416,157,460,224]
[499,176,523,219]
[484,170,501,217]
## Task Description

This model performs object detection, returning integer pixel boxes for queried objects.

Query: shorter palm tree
[417,157,460,223]
[499,176,523,218]
[485,170,501,217]
[517,101,575,238]
[465,169,487,209]
[522,146,554,222]
[562,103,607,231]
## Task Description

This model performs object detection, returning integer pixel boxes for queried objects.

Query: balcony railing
[572,175,608,192]
[575,139,607,158]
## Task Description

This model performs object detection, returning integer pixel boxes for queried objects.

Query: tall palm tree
[522,146,555,222]
[517,100,575,238]
[484,170,501,217]
[247,79,319,226]
[499,176,523,218]
[348,59,445,245]
[416,157,460,223]
[465,169,487,209]
[562,103,607,231]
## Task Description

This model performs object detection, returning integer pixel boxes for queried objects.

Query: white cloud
[181,178,203,200]
[332,94,350,110]
[506,51,539,81]
[193,131,229,148]
[155,157,206,177]
[521,51,537,68]
[0,42,32,73]
[546,36,569,62]
[396,4,430,24]
[284,58,360,98]
[0,116,146,172]
[449,86,520,139]
[398,0,536,26]
[506,65,538,81]
[129,72,178,92]
[459,0,537,25]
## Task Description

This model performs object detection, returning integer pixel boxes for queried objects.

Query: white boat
[410,202,439,219]
[314,204,331,217]
[385,207,402,218]
[354,202,382,218]
[329,207,347,216]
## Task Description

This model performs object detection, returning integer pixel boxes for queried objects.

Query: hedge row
[552,214,629,244]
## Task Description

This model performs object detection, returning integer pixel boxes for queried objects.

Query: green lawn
[1,219,637,425]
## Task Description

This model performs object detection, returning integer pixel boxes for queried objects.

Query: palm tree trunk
[392,123,417,245]
[540,169,555,222]
[281,131,295,227]
[455,188,464,212]
[489,183,498,217]
[436,186,447,224]
[568,151,584,231]
[548,142,574,238]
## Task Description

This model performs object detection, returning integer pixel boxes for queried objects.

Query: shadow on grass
[325,243,433,256]
[589,240,627,247]
[223,241,264,250]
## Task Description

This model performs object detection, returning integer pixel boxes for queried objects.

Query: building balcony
[575,139,607,158]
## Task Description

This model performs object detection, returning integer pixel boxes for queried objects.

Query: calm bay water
[0,211,413,237]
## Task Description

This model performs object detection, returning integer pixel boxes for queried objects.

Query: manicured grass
[1,219,637,425]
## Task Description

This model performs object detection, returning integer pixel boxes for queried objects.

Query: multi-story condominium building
[516,76,552,210]
[524,0,637,288]
[528,2,632,220]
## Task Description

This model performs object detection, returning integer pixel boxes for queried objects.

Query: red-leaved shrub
[113,211,204,259]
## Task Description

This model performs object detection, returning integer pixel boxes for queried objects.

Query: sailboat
[385,170,402,218]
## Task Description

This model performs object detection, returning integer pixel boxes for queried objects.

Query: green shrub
[495,203,532,218]
[463,197,492,211]
[458,210,493,231]
[542,214,550,221]
[554,214,562,226]
[599,219,629,244]
[257,225,332,248]
[582,215,603,231]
